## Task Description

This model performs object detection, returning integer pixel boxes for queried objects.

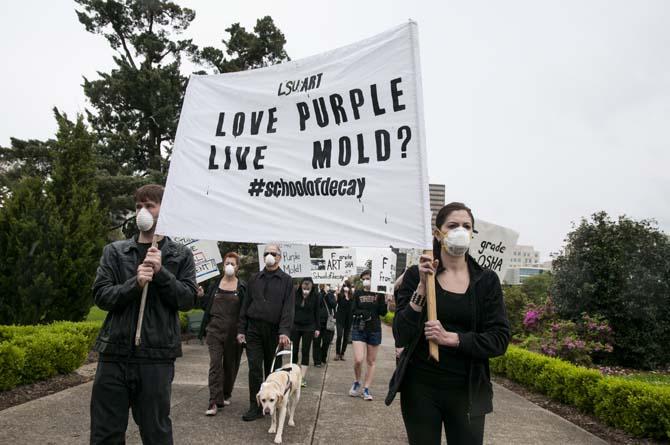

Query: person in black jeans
[291,277,320,386]
[313,285,337,367]
[334,280,354,361]
[197,252,246,416]
[349,270,387,401]
[387,202,510,445]
[90,184,197,445]
[237,244,294,421]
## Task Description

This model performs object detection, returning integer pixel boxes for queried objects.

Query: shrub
[0,321,101,390]
[0,342,25,391]
[381,311,395,325]
[492,345,670,439]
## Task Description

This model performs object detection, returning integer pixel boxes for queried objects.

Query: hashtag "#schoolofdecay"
[248,176,366,199]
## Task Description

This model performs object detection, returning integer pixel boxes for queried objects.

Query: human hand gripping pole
[423,250,439,361]
[135,236,159,346]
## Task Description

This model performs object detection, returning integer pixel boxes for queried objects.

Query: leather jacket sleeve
[93,244,141,311]
[153,246,197,311]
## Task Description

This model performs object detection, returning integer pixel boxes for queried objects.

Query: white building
[509,245,541,268]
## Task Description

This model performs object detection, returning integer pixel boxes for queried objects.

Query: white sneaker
[362,388,373,401]
[349,381,362,397]
[205,402,217,416]
[223,398,231,406]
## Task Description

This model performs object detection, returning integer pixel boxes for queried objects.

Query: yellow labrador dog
[256,363,302,444]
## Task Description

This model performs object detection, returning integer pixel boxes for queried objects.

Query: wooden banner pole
[135,235,159,346]
[424,249,439,361]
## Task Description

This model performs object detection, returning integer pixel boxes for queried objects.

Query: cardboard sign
[257,244,312,278]
[172,238,222,283]
[311,248,357,284]
[156,22,431,249]
[470,219,519,281]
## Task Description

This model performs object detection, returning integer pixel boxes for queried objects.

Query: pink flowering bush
[522,298,614,366]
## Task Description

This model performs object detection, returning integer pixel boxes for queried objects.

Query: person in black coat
[313,285,337,367]
[334,280,354,361]
[197,252,246,417]
[290,277,320,386]
[387,202,510,445]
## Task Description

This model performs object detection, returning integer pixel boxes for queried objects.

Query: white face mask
[224,264,235,277]
[324,286,330,292]
[136,207,154,232]
[343,286,350,292]
[264,253,276,267]
[443,227,471,256]
[362,279,371,288]
[302,289,310,296]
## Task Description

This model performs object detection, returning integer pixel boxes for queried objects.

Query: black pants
[335,320,351,356]
[313,323,334,365]
[246,319,281,407]
[290,329,314,366]
[90,360,175,445]
[400,373,485,445]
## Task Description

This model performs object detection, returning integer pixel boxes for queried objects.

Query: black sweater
[335,293,354,325]
[293,288,320,331]
[318,290,337,325]
[387,256,510,416]
[238,267,294,337]
[352,289,387,333]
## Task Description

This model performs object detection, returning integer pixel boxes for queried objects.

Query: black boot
[242,406,264,421]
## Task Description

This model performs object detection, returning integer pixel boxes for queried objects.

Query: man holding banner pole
[237,243,294,421]
[90,184,197,444]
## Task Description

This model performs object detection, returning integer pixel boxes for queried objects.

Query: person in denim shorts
[348,270,388,401]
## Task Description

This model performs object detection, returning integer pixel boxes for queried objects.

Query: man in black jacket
[237,243,294,421]
[89,184,197,445]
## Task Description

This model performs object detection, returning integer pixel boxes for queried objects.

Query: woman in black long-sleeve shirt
[334,280,354,361]
[386,202,510,445]
[348,270,387,401]
[291,277,320,386]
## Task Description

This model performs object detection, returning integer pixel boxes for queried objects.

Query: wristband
[410,290,426,307]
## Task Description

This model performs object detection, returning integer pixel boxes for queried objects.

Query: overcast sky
[1,0,668,260]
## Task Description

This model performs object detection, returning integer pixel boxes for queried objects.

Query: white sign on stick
[470,219,519,282]
[370,249,397,294]
[156,22,432,250]
[173,238,222,283]
[257,244,312,278]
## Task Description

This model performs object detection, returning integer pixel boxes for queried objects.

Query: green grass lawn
[622,373,670,386]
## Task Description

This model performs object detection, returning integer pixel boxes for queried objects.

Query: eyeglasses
[264,252,280,258]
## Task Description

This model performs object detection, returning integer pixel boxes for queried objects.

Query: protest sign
[257,244,312,277]
[357,248,397,293]
[311,248,357,284]
[156,22,431,249]
[470,219,519,281]
[173,238,222,283]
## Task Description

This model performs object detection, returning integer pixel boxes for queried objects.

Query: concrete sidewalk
[0,324,605,444]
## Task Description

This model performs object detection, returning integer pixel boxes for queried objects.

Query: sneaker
[301,379,307,387]
[314,363,322,368]
[242,406,263,421]
[205,402,218,416]
[223,398,231,406]
[349,381,362,397]
[333,355,340,361]
[362,388,373,401]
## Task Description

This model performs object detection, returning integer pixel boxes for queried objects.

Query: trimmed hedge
[491,345,670,440]
[0,321,102,391]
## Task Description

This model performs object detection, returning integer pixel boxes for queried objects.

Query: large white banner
[470,220,519,282]
[257,244,312,278]
[173,238,222,283]
[156,22,431,249]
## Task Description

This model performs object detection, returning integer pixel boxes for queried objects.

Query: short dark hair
[360,270,371,279]
[134,184,164,204]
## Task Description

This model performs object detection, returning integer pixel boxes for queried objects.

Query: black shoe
[242,407,263,421]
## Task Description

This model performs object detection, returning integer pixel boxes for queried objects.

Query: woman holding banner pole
[349,270,387,401]
[386,202,510,445]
